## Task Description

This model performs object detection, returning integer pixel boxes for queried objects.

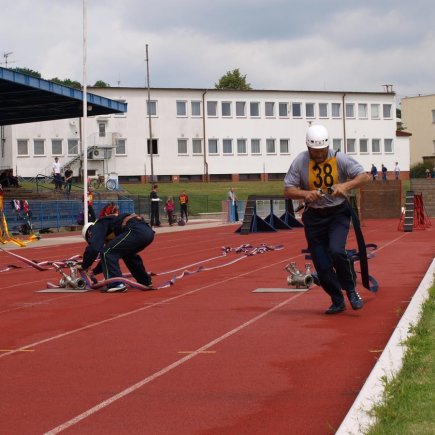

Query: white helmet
[306,125,329,149]
[81,222,94,241]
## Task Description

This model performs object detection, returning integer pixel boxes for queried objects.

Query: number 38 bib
[308,156,338,193]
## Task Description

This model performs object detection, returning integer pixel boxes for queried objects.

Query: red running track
[0,219,434,434]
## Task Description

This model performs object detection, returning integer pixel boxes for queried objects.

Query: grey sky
[1,0,434,101]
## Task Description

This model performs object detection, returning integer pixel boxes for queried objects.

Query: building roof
[0,67,127,126]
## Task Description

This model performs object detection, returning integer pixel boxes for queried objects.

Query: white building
[3,87,409,182]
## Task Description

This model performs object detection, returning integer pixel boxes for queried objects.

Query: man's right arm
[285,186,323,203]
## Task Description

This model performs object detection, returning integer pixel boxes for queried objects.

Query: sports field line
[43,290,306,435]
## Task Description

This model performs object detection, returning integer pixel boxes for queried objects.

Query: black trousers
[150,204,161,226]
[100,220,154,288]
[302,203,355,305]
[180,204,188,221]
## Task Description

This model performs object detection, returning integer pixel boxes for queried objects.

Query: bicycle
[88,174,117,191]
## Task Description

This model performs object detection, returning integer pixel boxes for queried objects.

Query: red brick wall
[360,180,402,219]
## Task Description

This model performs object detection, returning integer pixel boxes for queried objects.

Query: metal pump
[285,262,314,289]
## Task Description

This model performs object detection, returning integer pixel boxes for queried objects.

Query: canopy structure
[0,67,127,126]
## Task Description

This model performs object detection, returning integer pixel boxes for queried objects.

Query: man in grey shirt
[284,125,370,314]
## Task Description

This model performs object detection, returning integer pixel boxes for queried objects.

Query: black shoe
[347,289,364,310]
[325,303,346,315]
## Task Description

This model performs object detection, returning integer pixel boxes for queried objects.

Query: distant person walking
[52,157,62,190]
[394,162,400,180]
[370,164,378,180]
[381,164,387,181]
[227,187,239,222]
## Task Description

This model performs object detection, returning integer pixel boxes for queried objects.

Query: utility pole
[145,44,154,183]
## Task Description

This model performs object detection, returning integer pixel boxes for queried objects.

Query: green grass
[366,282,435,434]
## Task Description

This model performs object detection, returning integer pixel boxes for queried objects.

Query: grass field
[367,283,435,434]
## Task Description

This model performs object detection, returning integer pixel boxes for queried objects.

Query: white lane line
[44,291,305,434]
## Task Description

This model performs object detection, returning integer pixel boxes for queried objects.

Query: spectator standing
[425,168,431,178]
[370,164,378,180]
[394,162,400,180]
[178,190,189,222]
[149,184,161,227]
[165,196,175,226]
[381,164,387,181]
[87,188,96,222]
[284,124,370,314]
[227,187,239,222]
[52,157,62,190]
[64,167,73,194]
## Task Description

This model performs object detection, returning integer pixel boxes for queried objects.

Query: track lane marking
[44,291,305,434]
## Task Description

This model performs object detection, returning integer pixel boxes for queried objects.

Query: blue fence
[4,199,135,232]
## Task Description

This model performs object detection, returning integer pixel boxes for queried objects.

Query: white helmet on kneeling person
[82,222,94,241]
[306,125,329,149]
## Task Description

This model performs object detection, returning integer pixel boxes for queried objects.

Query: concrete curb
[336,258,435,434]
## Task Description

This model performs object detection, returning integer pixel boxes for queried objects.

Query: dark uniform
[82,213,154,291]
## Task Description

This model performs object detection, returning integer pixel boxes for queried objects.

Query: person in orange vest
[87,188,96,222]
[178,190,189,222]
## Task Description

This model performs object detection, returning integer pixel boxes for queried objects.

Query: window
[319,103,328,118]
[345,103,355,118]
[331,103,341,118]
[236,101,246,117]
[265,102,275,117]
[433,140,435,153]
[146,100,157,116]
[250,102,260,117]
[192,139,202,154]
[358,103,368,119]
[17,139,29,156]
[98,122,106,137]
[176,101,187,117]
[115,138,126,155]
[292,103,302,118]
[280,139,289,154]
[384,138,393,153]
[371,104,380,119]
[177,138,188,154]
[432,110,435,123]
[191,101,201,117]
[266,138,276,154]
[51,139,62,155]
[383,104,392,119]
[208,139,218,154]
[371,138,381,153]
[251,138,261,154]
[146,139,158,155]
[359,138,368,153]
[34,139,45,155]
[237,139,247,154]
[221,102,232,117]
[305,103,315,118]
[67,139,79,155]
[346,138,356,153]
[279,102,289,117]
[207,101,217,117]
[223,139,233,154]
[332,138,342,152]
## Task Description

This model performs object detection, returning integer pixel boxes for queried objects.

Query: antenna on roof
[1,52,16,68]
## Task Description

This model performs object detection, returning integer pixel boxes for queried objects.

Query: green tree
[93,80,111,87]
[215,68,251,90]
[12,67,41,78]
[50,77,82,89]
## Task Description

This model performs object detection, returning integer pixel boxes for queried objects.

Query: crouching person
[81,209,155,293]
